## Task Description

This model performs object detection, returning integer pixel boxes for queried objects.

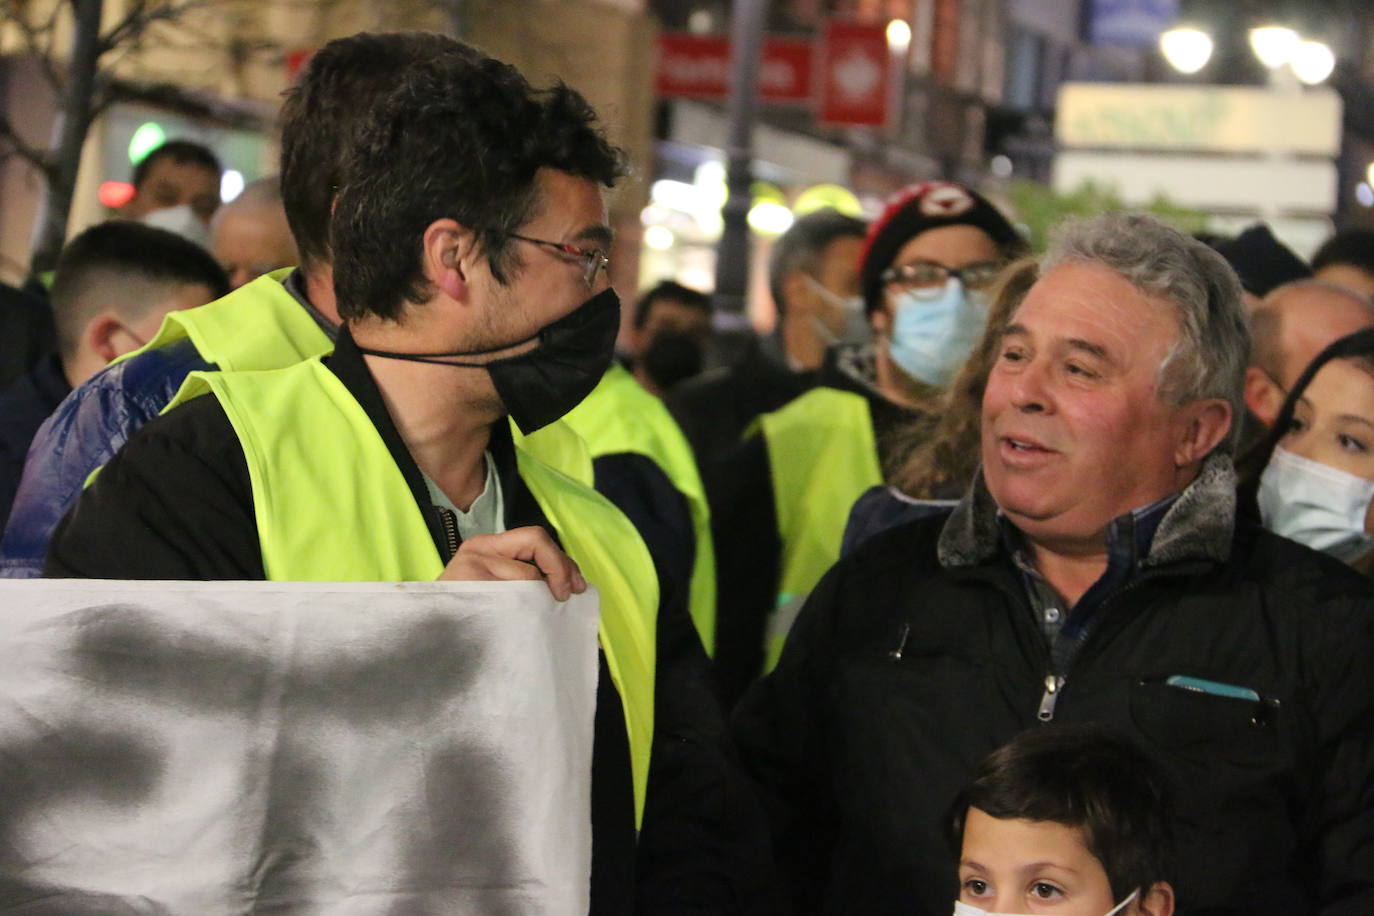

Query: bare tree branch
[0,115,50,176]
[5,4,65,91]
[99,0,223,53]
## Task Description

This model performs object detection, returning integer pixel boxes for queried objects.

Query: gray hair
[1041,212,1249,453]
[768,207,867,317]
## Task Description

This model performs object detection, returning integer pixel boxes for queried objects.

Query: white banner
[0,579,601,915]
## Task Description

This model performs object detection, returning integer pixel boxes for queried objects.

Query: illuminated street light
[1366,162,1374,187]
[1357,183,1374,209]
[1290,40,1335,85]
[220,170,245,203]
[1249,26,1300,69]
[747,201,794,235]
[1159,26,1214,74]
[886,19,912,53]
[644,225,675,251]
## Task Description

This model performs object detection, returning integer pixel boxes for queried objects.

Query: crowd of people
[1,27,1374,915]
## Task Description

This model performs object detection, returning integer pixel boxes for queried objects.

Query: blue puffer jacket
[0,339,212,577]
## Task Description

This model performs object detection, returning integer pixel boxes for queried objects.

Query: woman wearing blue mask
[1239,326,1374,572]
[710,182,1028,703]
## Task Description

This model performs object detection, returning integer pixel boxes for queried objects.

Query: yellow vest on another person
[757,387,881,670]
[561,362,718,654]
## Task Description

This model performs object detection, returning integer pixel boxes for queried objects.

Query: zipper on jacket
[1032,573,1155,725]
[888,623,911,660]
[1037,674,1065,722]
[437,506,460,561]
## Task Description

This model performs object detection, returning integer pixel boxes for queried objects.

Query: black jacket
[49,329,779,914]
[0,354,69,527]
[733,457,1374,915]
[0,281,54,392]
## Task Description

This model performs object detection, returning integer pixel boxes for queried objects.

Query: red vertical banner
[931,0,961,87]
[818,20,892,127]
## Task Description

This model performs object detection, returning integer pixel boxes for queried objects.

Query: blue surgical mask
[953,886,1139,916]
[887,277,987,387]
[1259,446,1374,562]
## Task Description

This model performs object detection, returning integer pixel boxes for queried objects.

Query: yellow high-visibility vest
[758,387,881,669]
[169,361,660,826]
[119,267,331,370]
[561,363,717,654]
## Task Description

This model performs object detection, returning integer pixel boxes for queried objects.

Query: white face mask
[142,203,212,249]
[1259,446,1374,562]
[953,886,1138,916]
[801,273,869,346]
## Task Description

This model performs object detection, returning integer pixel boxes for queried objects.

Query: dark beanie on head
[1211,224,1311,297]
[859,181,1024,313]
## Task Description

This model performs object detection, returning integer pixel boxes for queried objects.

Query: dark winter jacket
[734,455,1374,915]
[0,354,69,528]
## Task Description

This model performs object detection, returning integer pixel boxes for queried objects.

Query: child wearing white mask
[951,725,1176,916]
[1252,326,1374,571]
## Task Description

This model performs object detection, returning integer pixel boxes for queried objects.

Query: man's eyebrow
[575,224,614,248]
[1065,337,1111,362]
[1002,322,1029,338]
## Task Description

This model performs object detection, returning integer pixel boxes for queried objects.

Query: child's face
[957,807,1122,914]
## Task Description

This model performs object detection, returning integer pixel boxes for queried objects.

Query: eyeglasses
[507,232,610,286]
[880,259,1004,291]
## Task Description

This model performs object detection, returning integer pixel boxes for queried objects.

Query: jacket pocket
[1130,675,1280,767]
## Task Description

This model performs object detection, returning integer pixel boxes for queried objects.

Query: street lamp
[885,19,912,53]
[1290,40,1336,85]
[1159,27,1213,74]
[1162,23,1334,85]
[1249,25,1300,69]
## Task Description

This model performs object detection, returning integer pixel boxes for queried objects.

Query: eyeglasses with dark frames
[880,259,1004,292]
[506,232,610,286]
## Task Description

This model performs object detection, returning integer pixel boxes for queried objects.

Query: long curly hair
[884,258,1040,498]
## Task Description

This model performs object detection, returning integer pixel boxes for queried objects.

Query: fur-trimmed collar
[937,452,1236,570]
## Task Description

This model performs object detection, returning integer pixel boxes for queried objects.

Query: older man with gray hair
[734,212,1374,914]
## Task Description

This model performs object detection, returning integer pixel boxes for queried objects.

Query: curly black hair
[278,32,482,272]
[330,51,626,321]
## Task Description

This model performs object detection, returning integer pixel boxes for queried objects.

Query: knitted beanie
[859,181,1024,313]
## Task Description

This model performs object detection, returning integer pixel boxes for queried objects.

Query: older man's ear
[1173,398,1233,468]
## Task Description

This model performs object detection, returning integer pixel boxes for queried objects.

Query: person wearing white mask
[951,726,1175,916]
[1252,326,1374,571]
[708,181,1027,702]
[120,139,223,232]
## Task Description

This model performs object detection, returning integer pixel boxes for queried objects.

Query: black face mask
[641,330,705,392]
[356,287,621,433]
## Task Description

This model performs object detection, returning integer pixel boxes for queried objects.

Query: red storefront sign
[656,34,813,105]
[817,20,891,127]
